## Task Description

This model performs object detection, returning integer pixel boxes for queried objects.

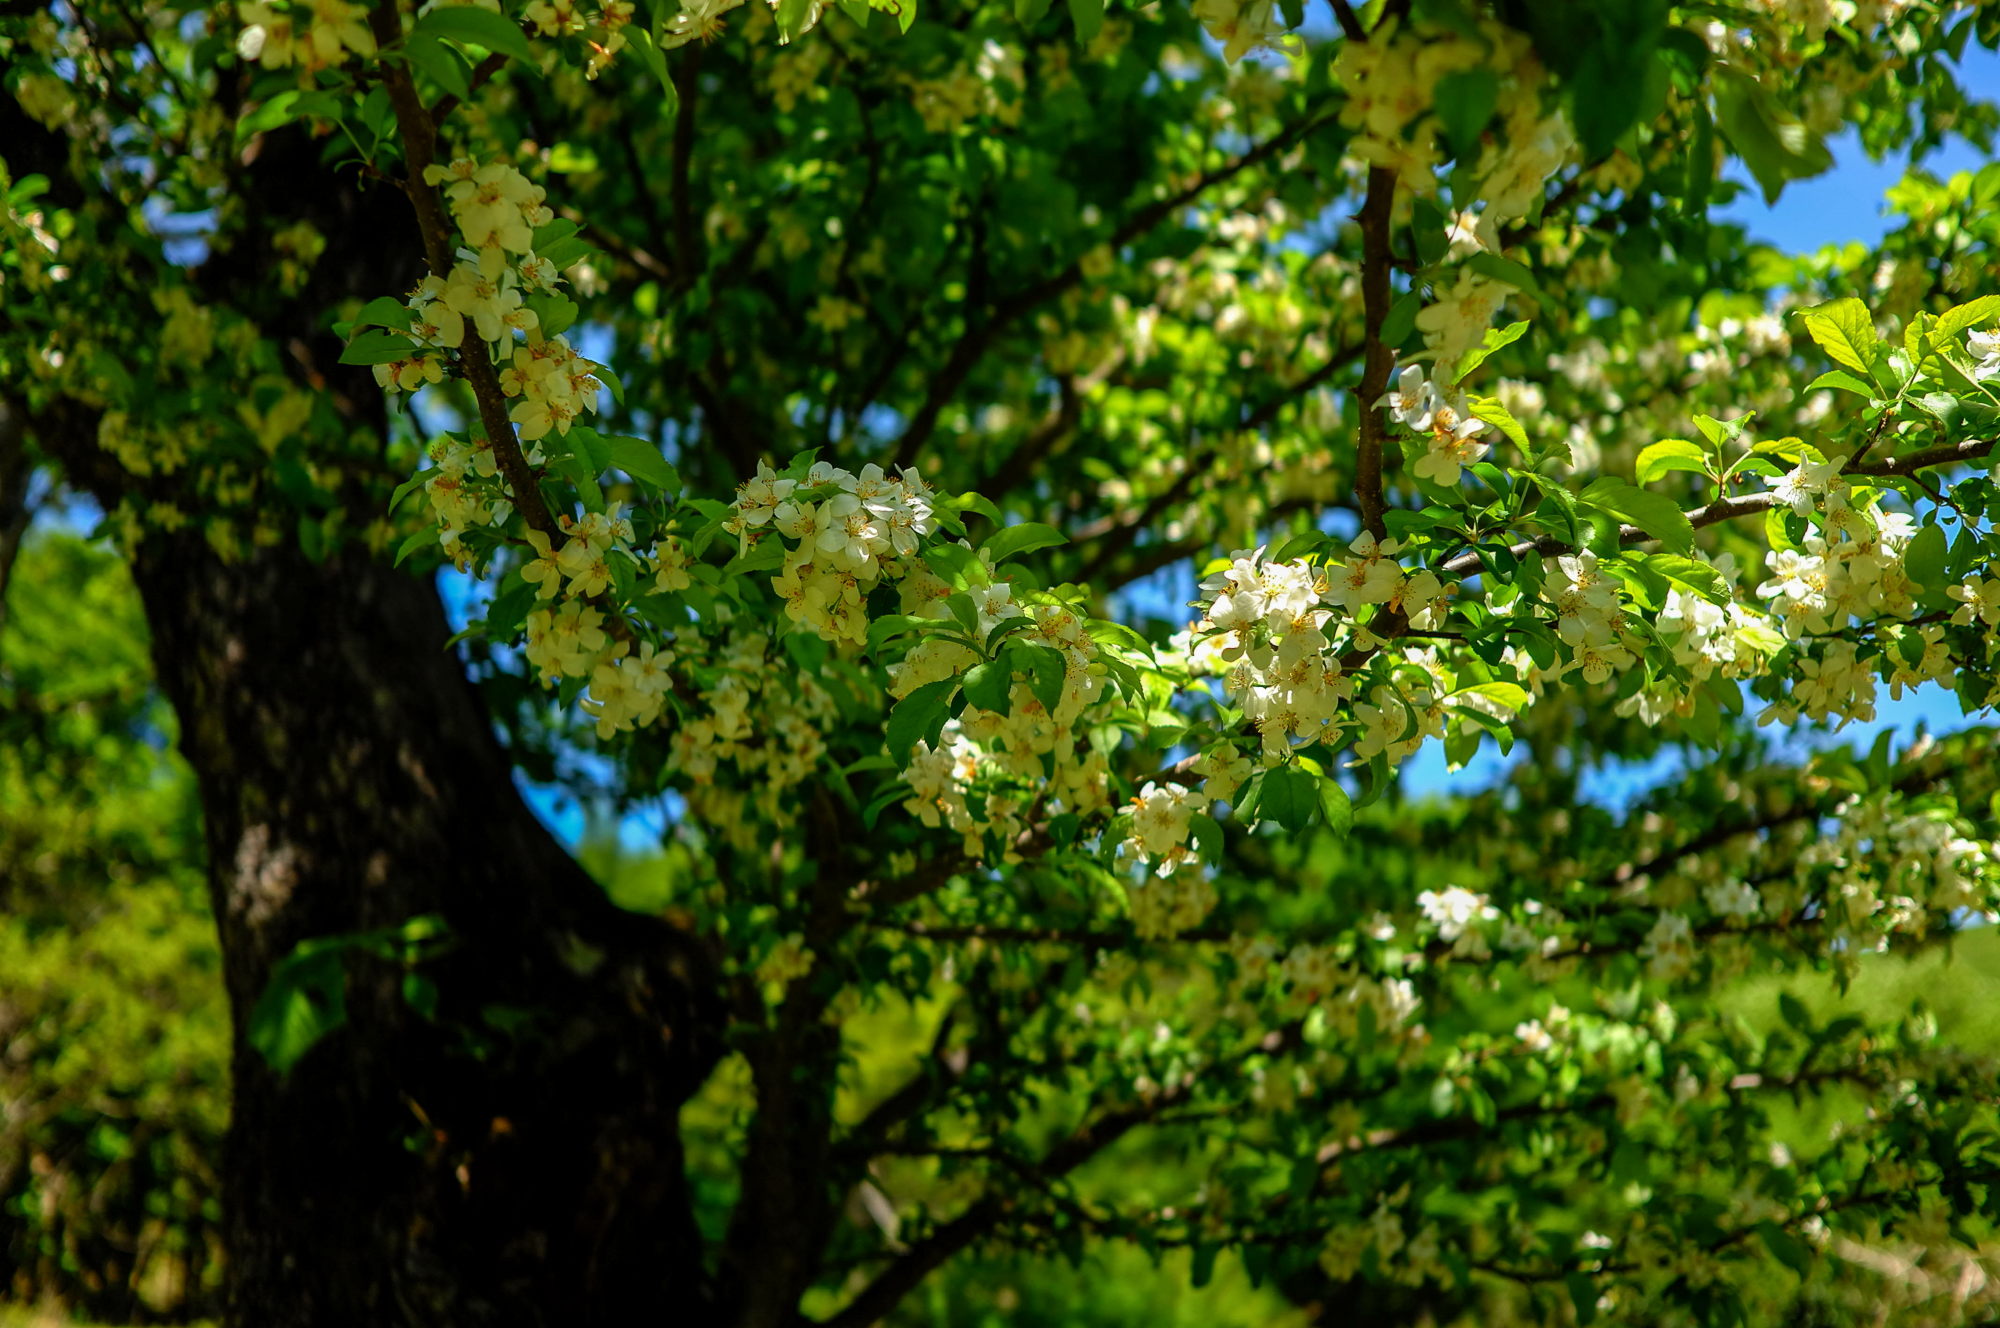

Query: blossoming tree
[6,0,2000,1322]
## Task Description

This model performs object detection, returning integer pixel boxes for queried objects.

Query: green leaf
[1648,553,1726,600]
[867,613,944,654]
[886,679,956,766]
[411,5,533,61]
[1451,681,1528,713]
[962,657,1013,714]
[1692,412,1752,446]
[1467,396,1528,452]
[339,330,419,365]
[551,453,605,513]
[1016,0,1054,25]
[235,88,344,143]
[547,142,599,174]
[1025,645,1065,715]
[393,525,437,568]
[526,293,579,339]
[1794,297,1880,376]
[401,31,472,101]
[1567,1272,1600,1326]
[1938,294,2000,340]
[595,364,626,408]
[247,945,349,1075]
[1258,764,1318,832]
[1434,67,1499,160]
[984,521,1068,563]
[538,235,595,268]
[1803,369,1875,397]
[484,577,537,638]
[861,781,909,830]
[350,295,414,331]
[1066,0,1103,43]
[1465,251,1543,302]
[1318,777,1352,839]
[922,545,981,591]
[1757,1221,1813,1276]
[775,0,814,38]
[1381,291,1421,348]
[1455,320,1528,381]
[1712,65,1832,204]
[623,25,679,118]
[1579,476,1693,552]
[603,435,680,492]
[1635,438,1709,484]
[1902,522,1947,595]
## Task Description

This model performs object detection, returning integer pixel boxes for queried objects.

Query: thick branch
[368,0,563,546]
[1352,165,1398,540]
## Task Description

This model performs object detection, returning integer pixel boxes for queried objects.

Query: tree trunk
[1,84,739,1326]
[127,529,725,1326]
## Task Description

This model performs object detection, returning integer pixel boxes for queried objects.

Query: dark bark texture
[129,531,723,1327]
[4,89,732,1325]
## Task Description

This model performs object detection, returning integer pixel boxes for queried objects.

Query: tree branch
[814,1094,1174,1328]
[1438,436,2000,579]
[888,100,1341,467]
[1069,342,1362,582]
[367,0,563,547]
[1352,165,1398,540]
[1327,0,1367,42]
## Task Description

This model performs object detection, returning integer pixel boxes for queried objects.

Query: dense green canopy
[7,0,2000,1324]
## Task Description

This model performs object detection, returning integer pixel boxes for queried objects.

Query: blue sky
[1714,41,2000,251]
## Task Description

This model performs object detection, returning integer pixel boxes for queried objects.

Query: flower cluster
[499,336,604,441]
[1540,551,1637,685]
[421,434,510,562]
[1375,366,1492,485]
[428,158,553,278]
[1637,911,1694,980]
[1417,884,1497,954]
[1616,555,1782,725]
[1121,780,1207,881]
[906,39,1024,134]
[1414,268,1516,373]
[1190,543,1464,770]
[1190,0,1294,64]
[900,603,1116,860]
[236,0,376,75]
[520,506,630,602]
[1334,17,1571,219]
[726,459,939,644]
[1971,327,2000,379]
[377,159,605,453]
[1332,20,1572,374]
[667,619,845,841]
[524,0,635,77]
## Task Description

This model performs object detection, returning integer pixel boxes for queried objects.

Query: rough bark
[2,89,733,1324]
[126,526,725,1328]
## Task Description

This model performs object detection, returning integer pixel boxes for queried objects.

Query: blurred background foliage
[0,528,224,1323]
